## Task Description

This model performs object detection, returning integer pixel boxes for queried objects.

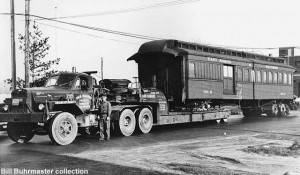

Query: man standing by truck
[97,93,112,141]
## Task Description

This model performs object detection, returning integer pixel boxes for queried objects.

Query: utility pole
[10,0,16,90]
[24,0,30,87]
[101,57,103,80]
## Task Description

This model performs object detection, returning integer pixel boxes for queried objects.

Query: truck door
[73,76,93,112]
[223,65,235,94]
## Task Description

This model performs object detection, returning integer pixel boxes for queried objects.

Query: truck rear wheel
[136,108,153,134]
[7,122,36,143]
[279,103,290,117]
[118,109,136,136]
[48,112,78,145]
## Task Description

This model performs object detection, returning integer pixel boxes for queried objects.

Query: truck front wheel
[136,108,153,134]
[118,109,136,136]
[7,122,36,143]
[48,112,78,145]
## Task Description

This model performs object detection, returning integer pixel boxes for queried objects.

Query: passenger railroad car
[128,40,295,117]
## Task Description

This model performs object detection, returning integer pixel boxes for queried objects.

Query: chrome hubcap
[124,116,130,126]
[59,121,72,137]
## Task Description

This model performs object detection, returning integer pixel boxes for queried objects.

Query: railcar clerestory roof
[128,40,294,69]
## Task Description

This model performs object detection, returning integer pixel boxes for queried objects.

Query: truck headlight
[3,105,9,111]
[38,103,45,110]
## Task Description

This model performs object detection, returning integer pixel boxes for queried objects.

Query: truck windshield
[45,74,77,88]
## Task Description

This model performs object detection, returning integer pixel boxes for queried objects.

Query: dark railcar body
[128,40,294,111]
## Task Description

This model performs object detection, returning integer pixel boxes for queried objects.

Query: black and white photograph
[0,0,300,174]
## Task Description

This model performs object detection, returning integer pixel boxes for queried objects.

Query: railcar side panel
[254,84,293,100]
[236,83,293,100]
[188,79,223,99]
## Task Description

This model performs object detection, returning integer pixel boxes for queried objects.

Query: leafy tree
[19,22,60,80]
[4,77,25,89]
[5,22,60,88]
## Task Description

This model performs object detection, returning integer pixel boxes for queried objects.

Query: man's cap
[98,88,110,97]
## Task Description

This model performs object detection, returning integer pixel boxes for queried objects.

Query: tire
[118,109,136,136]
[279,103,290,117]
[242,108,261,117]
[285,104,290,116]
[268,104,279,117]
[48,112,78,145]
[136,108,153,134]
[242,109,253,117]
[7,122,36,143]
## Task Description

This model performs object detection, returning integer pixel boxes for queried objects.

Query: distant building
[279,47,295,57]
[280,47,300,96]
[288,56,300,96]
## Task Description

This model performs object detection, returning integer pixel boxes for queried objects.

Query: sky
[1,0,300,83]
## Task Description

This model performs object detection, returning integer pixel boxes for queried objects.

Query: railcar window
[207,63,213,79]
[238,69,243,81]
[288,74,292,84]
[190,45,196,50]
[256,71,261,83]
[283,73,287,84]
[189,62,196,78]
[216,64,221,80]
[223,66,228,77]
[278,72,282,83]
[210,63,214,79]
[182,44,188,49]
[228,66,233,77]
[200,62,205,78]
[250,70,256,82]
[244,69,250,82]
[223,65,233,78]
[250,70,255,82]
[273,73,278,84]
[262,71,267,83]
[268,72,273,83]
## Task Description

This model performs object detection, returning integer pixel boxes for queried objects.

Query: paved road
[0,113,299,175]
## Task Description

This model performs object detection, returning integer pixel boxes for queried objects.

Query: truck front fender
[50,101,84,116]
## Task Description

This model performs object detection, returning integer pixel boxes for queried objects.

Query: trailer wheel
[118,109,136,136]
[136,108,153,134]
[279,103,290,117]
[48,112,78,145]
[268,104,279,117]
[242,109,253,117]
[7,122,36,143]
[242,108,261,117]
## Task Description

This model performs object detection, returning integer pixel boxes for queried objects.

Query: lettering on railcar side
[207,57,232,64]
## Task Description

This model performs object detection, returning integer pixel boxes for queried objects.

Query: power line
[1,12,299,51]
[35,21,141,45]
[36,0,201,20]
[0,12,163,41]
